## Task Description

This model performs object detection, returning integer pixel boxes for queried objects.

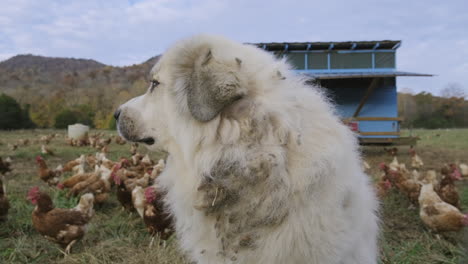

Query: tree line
[398,92,468,129]
[1,90,467,130]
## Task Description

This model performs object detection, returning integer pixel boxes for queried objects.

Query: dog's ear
[187,48,246,122]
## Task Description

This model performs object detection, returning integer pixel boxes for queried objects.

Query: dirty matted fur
[116,34,379,264]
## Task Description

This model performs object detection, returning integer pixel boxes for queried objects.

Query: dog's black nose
[113,109,121,120]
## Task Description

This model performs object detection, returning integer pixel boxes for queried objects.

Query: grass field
[0,129,467,263]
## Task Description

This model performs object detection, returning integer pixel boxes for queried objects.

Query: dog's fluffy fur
[116,35,379,264]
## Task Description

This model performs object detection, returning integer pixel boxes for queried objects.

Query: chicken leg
[65,240,77,254]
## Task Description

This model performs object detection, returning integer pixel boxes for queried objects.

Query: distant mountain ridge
[0,54,107,73]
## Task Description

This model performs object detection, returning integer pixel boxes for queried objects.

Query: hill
[0,54,160,128]
[0,54,105,73]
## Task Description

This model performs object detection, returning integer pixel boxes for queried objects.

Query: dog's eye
[149,80,160,92]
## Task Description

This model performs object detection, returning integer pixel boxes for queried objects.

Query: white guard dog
[115,35,379,264]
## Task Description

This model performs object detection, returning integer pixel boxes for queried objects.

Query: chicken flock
[371,147,468,232]
[1,133,468,255]
[1,133,173,254]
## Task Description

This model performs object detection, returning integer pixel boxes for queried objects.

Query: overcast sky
[1,0,467,96]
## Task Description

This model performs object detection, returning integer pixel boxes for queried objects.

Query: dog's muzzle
[114,107,155,146]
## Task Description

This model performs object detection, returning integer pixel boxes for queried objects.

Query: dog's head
[115,35,262,151]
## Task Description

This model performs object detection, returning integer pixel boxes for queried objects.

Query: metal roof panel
[302,71,433,79]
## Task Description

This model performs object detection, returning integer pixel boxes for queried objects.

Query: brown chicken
[437,164,461,208]
[27,187,94,254]
[114,135,127,145]
[0,157,12,175]
[144,186,174,245]
[381,163,421,204]
[36,156,62,186]
[62,155,85,173]
[113,163,134,211]
[0,177,9,221]
[419,183,468,232]
[375,179,392,199]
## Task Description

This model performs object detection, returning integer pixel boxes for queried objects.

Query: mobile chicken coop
[252,40,432,145]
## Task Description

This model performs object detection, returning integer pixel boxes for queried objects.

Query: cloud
[0,0,467,95]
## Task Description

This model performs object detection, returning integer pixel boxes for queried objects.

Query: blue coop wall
[319,77,398,138]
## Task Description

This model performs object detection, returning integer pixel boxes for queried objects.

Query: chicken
[0,157,12,175]
[411,169,421,181]
[27,187,94,254]
[96,137,112,149]
[460,163,468,177]
[418,183,468,232]
[40,135,54,145]
[36,156,62,186]
[96,152,115,170]
[143,186,174,245]
[114,135,127,145]
[437,164,462,207]
[389,156,399,171]
[0,177,10,221]
[125,171,151,191]
[8,143,18,151]
[409,148,424,169]
[384,147,398,157]
[130,143,139,155]
[66,166,109,198]
[41,144,55,156]
[18,139,30,146]
[88,136,98,148]
[100,145,109,154]
[86,154,97,168]
[112,163,134,211]
[381,163,421,204]
[60,172,96,189]
[131,153,144,166]
[375,179,392,199]
[421,170,440,187]
[79,165,113,203]
[62,155,85,173]
[132,186,146,218]
[150,159,166,181]
[362,160,371,171]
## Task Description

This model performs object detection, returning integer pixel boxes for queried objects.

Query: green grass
[402,128,468,150]
[1,129,468,263]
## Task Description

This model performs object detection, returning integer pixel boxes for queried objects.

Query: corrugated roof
[248,40,401,51]
[303,71,433,79]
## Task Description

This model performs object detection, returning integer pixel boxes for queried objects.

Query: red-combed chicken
[113,163,134,211]
[418,182,468,232]
[144,186,174,246]
[375,179,392,199]
[380,162,421,204]
[437,164,462,208]
[0,177,9,221]
[27,187,94,254]
[36,156,62,186]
